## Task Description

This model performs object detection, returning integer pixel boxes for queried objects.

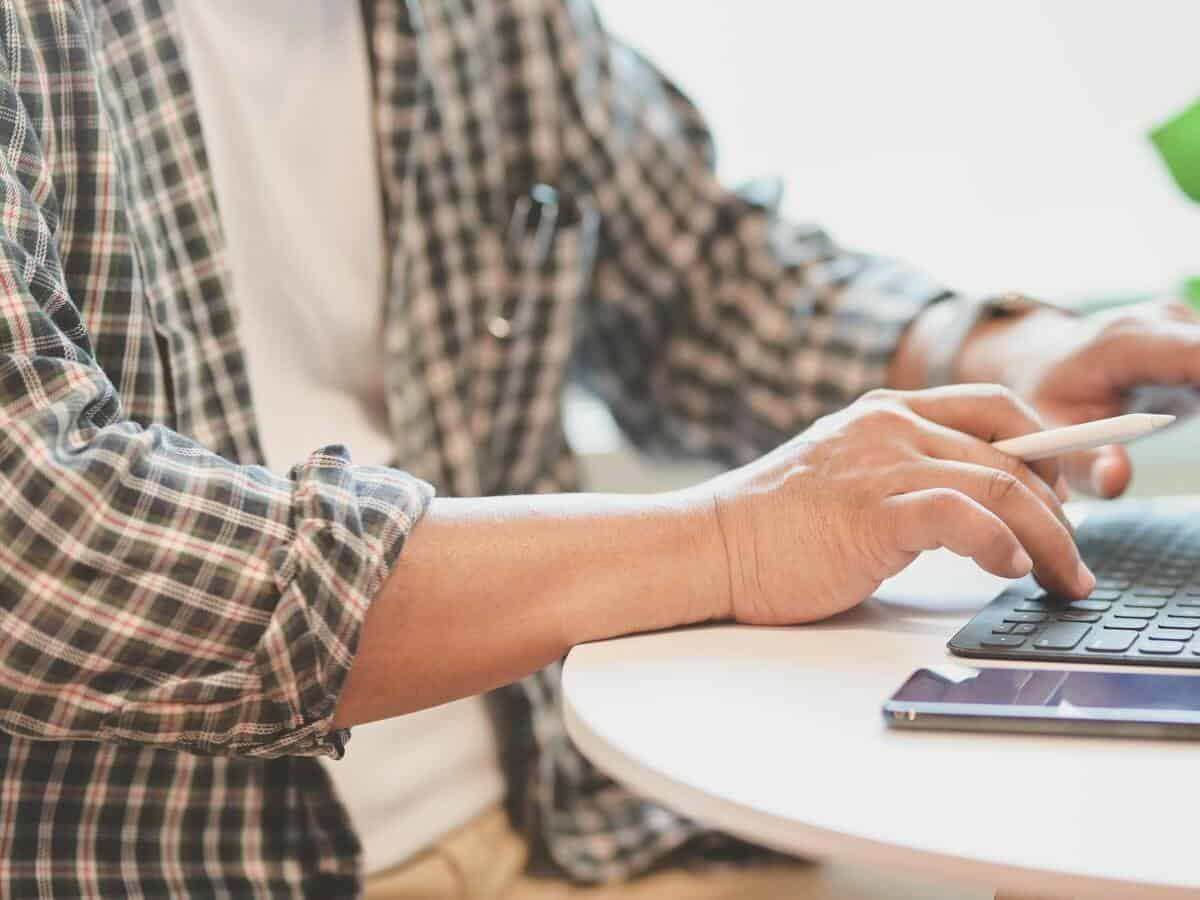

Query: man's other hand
[957,298,1200,498]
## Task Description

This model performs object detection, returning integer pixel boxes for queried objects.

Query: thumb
[1062,445,1132,498]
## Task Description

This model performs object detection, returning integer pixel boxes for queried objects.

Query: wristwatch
[924,292,1061,388]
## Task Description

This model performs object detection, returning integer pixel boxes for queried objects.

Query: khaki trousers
[364,805,992,900]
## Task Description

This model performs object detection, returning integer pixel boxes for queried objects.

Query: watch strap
[924,292,1052,388]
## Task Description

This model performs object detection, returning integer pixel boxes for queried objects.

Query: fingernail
[1076,561,1096,595]
[1011,548,1034,576]
[1054,476,1070,502]
[1090,461,1108,496]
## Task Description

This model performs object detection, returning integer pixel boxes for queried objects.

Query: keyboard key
[1067,600,1111,612]
[1113,607,1158,620]
[1057,611,1101,624]
[1139,642,1186,655]
[980,634,1027,648]
[1086,631,1138,653]
[1102,618,1148,631]
[1150,628,1195,642]
[1033,624,1090,650]
[1124,598,1168,609]
[957,508,1200,661]
[1004,612,1048,624]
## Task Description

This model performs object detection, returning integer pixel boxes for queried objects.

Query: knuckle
[928,491,994,545]
[992,451,1025,479]
[975,382,1020,410]
[861,387,899,405]
[975,382,1010,400]
[986,469,1023,503]
[861,405,914,434]
[1098,312,1142,343]
[927,487,968,517]
[960,515,996,548]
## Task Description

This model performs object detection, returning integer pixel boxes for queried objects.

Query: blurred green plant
[1150,97,1200,310]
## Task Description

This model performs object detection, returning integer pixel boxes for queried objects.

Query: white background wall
[596,0,1198,300]
[575,0,1200,495]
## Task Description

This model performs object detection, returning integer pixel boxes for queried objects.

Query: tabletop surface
[562,500,1200,899]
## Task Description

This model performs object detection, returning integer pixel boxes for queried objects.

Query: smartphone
[883,665,1200,739]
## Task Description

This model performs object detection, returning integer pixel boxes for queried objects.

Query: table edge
[562,641,1198,899]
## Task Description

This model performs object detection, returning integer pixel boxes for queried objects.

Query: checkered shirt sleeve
[564,2,957,464]
[0,10,432,760]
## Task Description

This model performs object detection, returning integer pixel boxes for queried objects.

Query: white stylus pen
[992,413,1176,461]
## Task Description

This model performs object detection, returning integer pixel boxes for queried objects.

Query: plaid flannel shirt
[0,0,956,895]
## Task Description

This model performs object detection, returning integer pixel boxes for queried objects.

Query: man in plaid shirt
[2,0,1199,897]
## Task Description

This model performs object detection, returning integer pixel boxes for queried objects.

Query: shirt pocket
[486,184,598,341]
[470,184,600,491]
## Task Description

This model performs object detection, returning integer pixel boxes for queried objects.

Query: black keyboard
[949,499,1200,667]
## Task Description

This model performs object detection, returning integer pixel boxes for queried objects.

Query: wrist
[892,293,1072,390]
[649,488,734,627]
[692,486,735,623]
[556,489,731,647]
[955,306,1074,387]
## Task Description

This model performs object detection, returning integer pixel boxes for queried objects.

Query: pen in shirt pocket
[507,183,561,269]
[491,184,563,340]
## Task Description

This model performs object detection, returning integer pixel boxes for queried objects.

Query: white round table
[562,505,1200,899]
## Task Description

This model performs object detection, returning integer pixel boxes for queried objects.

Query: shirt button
[488,316,512,339]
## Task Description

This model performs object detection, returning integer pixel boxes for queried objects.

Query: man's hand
[705,385,1094,628]
[956,298,1200,498]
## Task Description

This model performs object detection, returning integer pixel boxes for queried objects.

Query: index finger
[895,385,1062,490]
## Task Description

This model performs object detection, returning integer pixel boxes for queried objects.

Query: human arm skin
[332,490,726,728]
[333,385,1094,729]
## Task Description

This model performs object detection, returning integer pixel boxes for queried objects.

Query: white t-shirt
[176,1,505,875]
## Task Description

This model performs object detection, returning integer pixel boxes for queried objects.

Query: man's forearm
[332,490,727,728]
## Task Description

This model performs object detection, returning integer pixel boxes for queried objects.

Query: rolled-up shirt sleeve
[0,56,433,759]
